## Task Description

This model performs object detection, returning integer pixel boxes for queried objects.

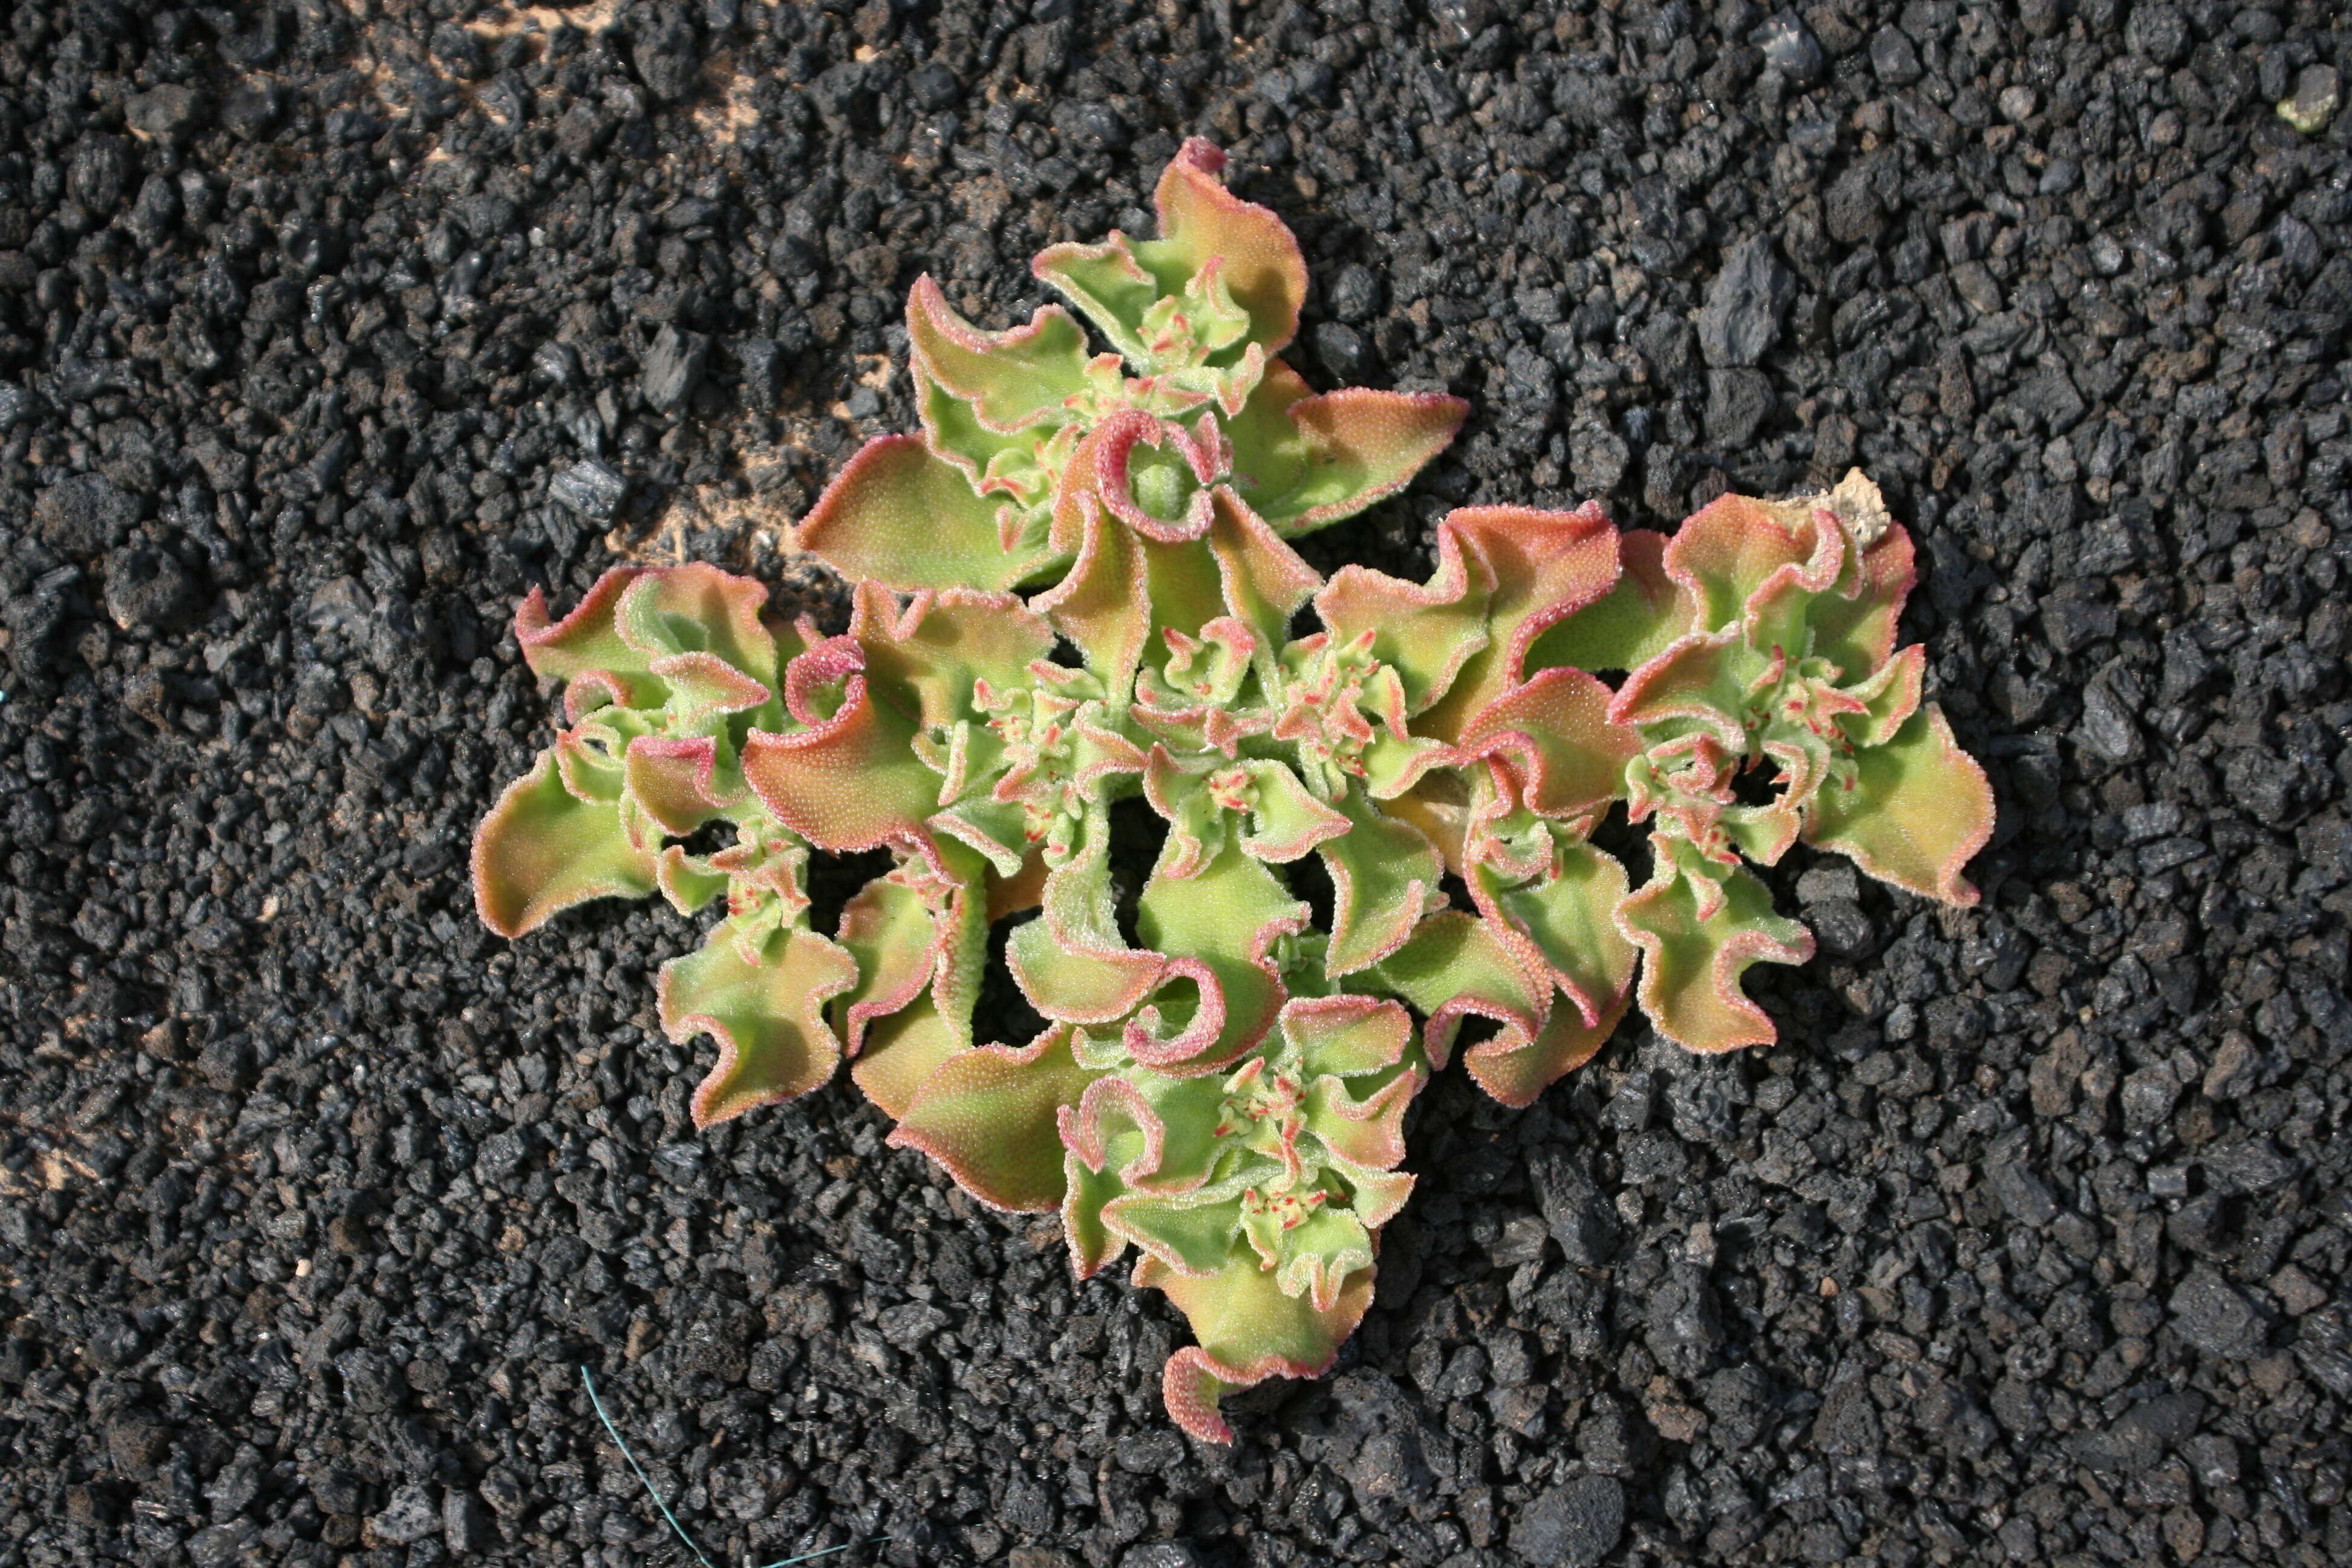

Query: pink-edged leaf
[1083,409,1223,545]
[1809,522,1918,682]
[1103,1175,1252,1278]
[642,649,774,729]
[905,273,1092,430]
[1838,642,1927,748]
[1204,485,1321,653]
[1414,503,1621,745]
[616,561,780,678]
[1060,1074,1229,1196]
[849,992,965,1121]
[1037,139,1310,363]
[1472,833,1635,1017]
[1224,358,1468,537]
[1134,836,1308,1073]
[887,1025,1101,1211]
[1605,629,1752,752]
[656,844,731,915]
[1805,702,1993,906]
[831,871,948,1054]
[1030,491,1151,693]
[797,433,1061,592]
[473,748,658,937]
[1303,1067,1420,1172]
[1466,836,1636,1106]
[1028,235,1163,366]
[741,665,936,855]
[1368,909,1547,1073]
[1063,1152,1131,1279]
[1314,518,1491,714]
[1457,667,1639,821]
[1246,1203,1381,1315]
[1008,918,1169,1026]
[621,736,737,837]
[1616,858,1814,1053]
[1142,1251,1374,1445]
[1467,987,1632,1109]
[1317,788,1443,978]
[847,578,1057,730]
[1239,759,1350,862]
[1147,139,1309,354]
[1529,527,1698,676]
[1279,993,1414,1080]
[515,566,644,684]
[661,921,858,1126]
[1664,488,1841,638]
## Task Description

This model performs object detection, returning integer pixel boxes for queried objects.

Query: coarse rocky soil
[3,2,2351,1567]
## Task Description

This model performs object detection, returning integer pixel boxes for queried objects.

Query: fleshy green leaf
[622,736,736,838]
[1035,139,1309,363]
[1241,1200,1376,1312]
[1313,519,1491,714]
[661,920,858,1126]
[906,274,1093,430]
[1134,836,1308,1071]
[1809,523,1918,683]
[1062,1152,1131,1279]
[1317,788,1443,978]
[514,566,645,685]
[656,844,731,915]
[616,562,780,681]
[1301,1073,1419,1172]
[1529,528,1697,676]
[1281,993,1414,1080]
[797,433,1063,592]
[831,871,949,1054]
[1223,360,1468,537]
[473,749,658,937]
[1472,832,1635,1024]
[848,578,1057,731]
[1615,856,1814,1053]
[1105,1177,1251,1276]
[1142,1252,1374,1444]
[1414,503,1622,746]
[1029,489,1151,693]
[1204,486,1321,656]
[887,1025,1102,1210]
[1662,487,1841,638]
[1030,239,1162,365]
[849,993,965,1121]
[1238,759,1350,862]
[1368,908,1546,1071]
[1467,989,1632,1109]
[1144,140,1309,355]
[741,662,938,854]
[1455,667,1639,822]
[1604,630,1753,754]
[1805,702,1993,906]
[1838,642,1927,748]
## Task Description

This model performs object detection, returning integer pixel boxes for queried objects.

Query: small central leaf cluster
[473,142,1992,1444]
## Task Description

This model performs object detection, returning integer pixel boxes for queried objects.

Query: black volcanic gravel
[4,2,2352,1566]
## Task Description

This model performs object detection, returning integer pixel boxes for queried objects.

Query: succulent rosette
[1538,471,1996,1053]
[472,563,868,1125]
[474,143,1993,1444]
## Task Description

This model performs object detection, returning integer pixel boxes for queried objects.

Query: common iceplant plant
[474,142,1994,1442]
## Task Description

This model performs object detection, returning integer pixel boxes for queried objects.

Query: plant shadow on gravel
[1,2,2350,1567]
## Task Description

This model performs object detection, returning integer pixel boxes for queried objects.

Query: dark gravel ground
[3,2,2351,1566]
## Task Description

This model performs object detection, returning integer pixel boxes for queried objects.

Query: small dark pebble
[1511,1474,1625,1566]
[550,460,629,519]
